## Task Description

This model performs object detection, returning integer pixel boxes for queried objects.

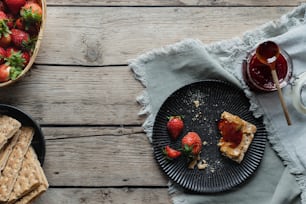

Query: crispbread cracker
[7,147,44,204]
[14,183,48,204]
[0,132,20,172]
[0,127,34,202]
[14,148,48,204]
[0,115,21,150]
[218,111,257,163]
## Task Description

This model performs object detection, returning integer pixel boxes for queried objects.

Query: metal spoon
[256,41,292,125]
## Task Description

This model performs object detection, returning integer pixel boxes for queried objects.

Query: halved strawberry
[4,0,26,15]
[163,145,181,160]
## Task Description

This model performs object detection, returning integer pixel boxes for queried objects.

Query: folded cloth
[130,4,306,204]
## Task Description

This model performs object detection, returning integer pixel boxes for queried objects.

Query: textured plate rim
[152,80,267,193]
[0,104,46,166]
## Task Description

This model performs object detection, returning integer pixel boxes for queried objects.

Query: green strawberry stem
[9,67,23,80]
[21,8,42,23]
[0,20,11,38]
[5,51,25,69]
[182,144,195,159]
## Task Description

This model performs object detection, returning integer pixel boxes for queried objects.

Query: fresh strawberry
[181,132,202,158]
[0,63,22,82]
[167,116,184,140]
[15,17,39,35]
[0,64,10,82]
[6,47,30,68]
[21,50,30,66]
[0,34,11,48]
[15,17,25,30]
[163,145,181,160]
[4,0,26,15]
[0,11,7,20]
[6,13,14,29]
[0,12,11,48]
[0,47,6,64]
[20,2,42,23]
[10,29,33,51]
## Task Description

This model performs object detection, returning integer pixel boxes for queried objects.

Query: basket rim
[0,0,47,88]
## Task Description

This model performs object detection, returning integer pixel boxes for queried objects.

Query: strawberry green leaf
[21,8,42,23]
[5,51,25,69]
[0,20,11,38]
[9,67,23,80]
[21,37,37,52]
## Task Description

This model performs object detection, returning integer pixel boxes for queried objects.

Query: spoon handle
[271,69,292,125]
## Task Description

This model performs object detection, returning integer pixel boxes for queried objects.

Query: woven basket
[0,0,47,88]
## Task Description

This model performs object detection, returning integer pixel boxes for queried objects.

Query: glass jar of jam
[242,49,293,92]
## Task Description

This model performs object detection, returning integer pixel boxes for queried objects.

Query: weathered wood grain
[37,7,293,66]
[1,2,302,204]
[42,127,168,186]
[35,188,171,204]
[0,66,145,125]
[46,0,301,6]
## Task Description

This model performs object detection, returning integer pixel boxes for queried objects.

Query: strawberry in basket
[0,0,43,83]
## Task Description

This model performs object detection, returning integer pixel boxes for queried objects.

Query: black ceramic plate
[0,104,45,166]
[152,80,267,193]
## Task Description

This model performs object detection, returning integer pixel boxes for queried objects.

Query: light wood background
[0,1,303,203]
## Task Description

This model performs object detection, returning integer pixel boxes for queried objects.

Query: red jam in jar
[243,50,292,92]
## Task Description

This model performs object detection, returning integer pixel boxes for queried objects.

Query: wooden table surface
[0,1,303,203]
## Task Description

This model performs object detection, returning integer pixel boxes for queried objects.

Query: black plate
[152,80,267,193]
[0,104,45,166]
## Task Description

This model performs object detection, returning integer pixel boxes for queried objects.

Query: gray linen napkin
[130,4,306,204]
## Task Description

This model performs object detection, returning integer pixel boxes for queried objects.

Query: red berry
[0,11,7,20]
[167,116,184,140]
[10,29,30,49]
[181,132,202,157]
[0,64,10,82]
[163,145,181,160]
[5,0,26,15]
[0,47,6,64]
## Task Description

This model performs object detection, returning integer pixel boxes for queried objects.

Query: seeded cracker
[0,115,21,150]
[8,147,48,204]
[0,127,34,203]
[0,131,20,172]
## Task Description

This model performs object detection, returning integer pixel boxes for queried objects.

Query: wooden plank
[42,127,168,186]
[36,7,293,66]
[46,0,301,6]
[0,66,144,125]
[35,188,171,204]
